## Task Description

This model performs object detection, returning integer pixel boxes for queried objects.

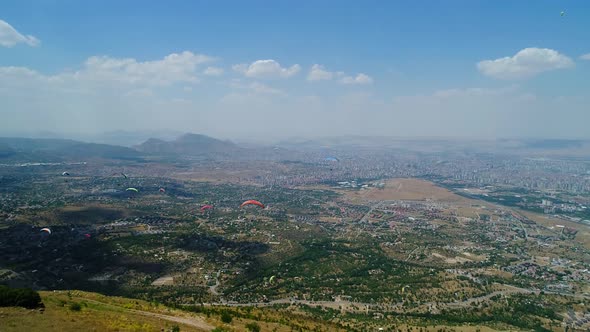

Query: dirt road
[83,298,214,331]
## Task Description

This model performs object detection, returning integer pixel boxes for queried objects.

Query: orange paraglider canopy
[240,200,265,209]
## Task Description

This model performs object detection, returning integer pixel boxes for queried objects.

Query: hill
[136,133,242,157]
[0,290,351,332]
[0,137,142,162]
[0,290,214,331]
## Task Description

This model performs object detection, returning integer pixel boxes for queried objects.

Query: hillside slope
[0,290,213,332]
[0,137,142,162]
[136,133,241,156]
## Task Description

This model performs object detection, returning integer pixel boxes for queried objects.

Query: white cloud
[0,66,41,78]
[0,19,40,47]
[432,85,519,98]
[477,47,574,79]
[580,53,590,60]
[1,50,587,139]
[227,79,285,95]
[74,51,215,86]
[203,66,224,76]
[308,65,374,86]
[307,64,333,81]
[249,82,284,95]
[339,73,373,85]
[0,52,217,134]
[233,59,300,78]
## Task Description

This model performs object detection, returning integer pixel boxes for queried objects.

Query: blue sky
[1,0,589,139]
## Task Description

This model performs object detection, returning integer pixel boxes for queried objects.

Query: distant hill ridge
[136,133,241,156]
[0,137,141,161]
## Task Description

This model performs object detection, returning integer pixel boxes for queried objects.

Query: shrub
[69,302,82,311]
[246,322,261,332]
[220,311,233,324]
[0,285,43,309]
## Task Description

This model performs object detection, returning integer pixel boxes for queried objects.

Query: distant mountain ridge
[0,137,142,161]
[135,133,242,156]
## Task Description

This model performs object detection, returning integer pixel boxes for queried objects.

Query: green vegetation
[0,285,43,309]
[1,164,588,331]
[220,310,233,323]
[68,302,82,311]
[245,322,261,332]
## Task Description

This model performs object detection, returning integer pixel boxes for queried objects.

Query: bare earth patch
[151,275,175,286]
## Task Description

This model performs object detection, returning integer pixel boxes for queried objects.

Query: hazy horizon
[2,1,590,140]
[3,129,590,149]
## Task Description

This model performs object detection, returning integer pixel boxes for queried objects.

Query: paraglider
[269,275,276,284]
[561,10,565,17]
[84,233,91,238]
[324,156,339,162]
[402,285,410,294]
[126,188,139,193]
[62,172,70,176]
[200,204,214,212]
[159,188,166,193]
[40,228,51,235]
[240,200,265,209]
[121,173,128,179]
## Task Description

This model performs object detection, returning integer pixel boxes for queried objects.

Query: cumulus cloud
[307,64,333,81]
[233,59,301,78]
[203,66,224,76]
[477,47,574,79]
[339,73,373,85]
[75,51,215,86]
[0,52,218,134]
[0,19,40,47]
[580,53,590,60]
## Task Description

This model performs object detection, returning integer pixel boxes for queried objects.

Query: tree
[220,311,233,324]
[0,286,43,309]
[171,325,180,332]
[246,322,261,332]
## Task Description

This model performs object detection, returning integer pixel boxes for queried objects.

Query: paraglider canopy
[200,204,214,212]
[269,275,276,284]
[84,233,91,238]
[240,200,265,209]
[561,10,565,16]
[121,173,128,179]
[40,228,51,234]
[159,188,165,193]
[126,188,139,192]
[324,156,339,162]
[62,172,70,176]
